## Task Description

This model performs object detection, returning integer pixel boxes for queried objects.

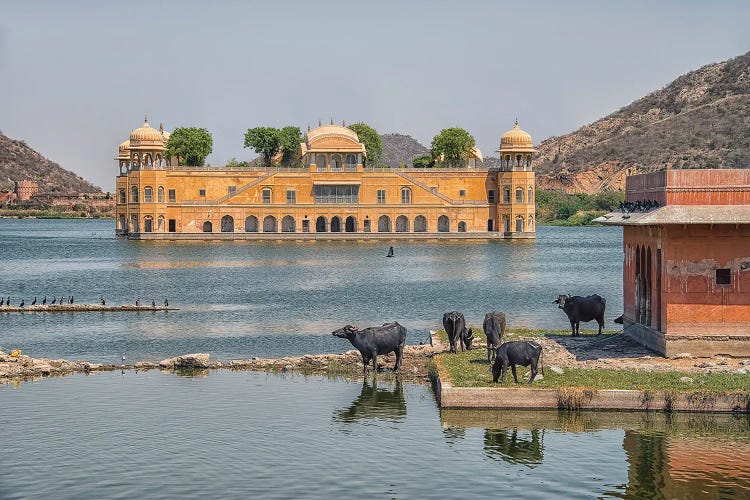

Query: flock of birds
[618,200,660,213]
[0,295,169,308]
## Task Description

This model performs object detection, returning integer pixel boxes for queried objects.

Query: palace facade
[115,120,536,239]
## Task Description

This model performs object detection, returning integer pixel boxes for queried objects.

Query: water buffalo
[332,322,407,373]
[554,294,606,336]
[483,311,506,363]
[491,341,544,384]
[442,311,469,353]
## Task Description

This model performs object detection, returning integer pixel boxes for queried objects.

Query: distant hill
[380,133,429,167]
[0,132,101,194]
[534,51,750,193]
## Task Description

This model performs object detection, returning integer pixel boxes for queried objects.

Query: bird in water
[31,297,37,306]
[99,295,105,306]
[51,297,57,305]
[151,299,156,308]
[42,296,47,306]
[19,299,25,308]
[164,299,169,307]
[386,246,394,257]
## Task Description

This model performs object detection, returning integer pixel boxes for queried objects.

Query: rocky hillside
[0,132,101,194]
[535,51,750,193]
[380,133,429,167]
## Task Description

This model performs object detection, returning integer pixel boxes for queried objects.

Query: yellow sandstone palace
[115,120,536,239]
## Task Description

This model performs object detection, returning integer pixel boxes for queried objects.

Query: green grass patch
[434,327,615,345]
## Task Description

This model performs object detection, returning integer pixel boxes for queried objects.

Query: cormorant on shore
[164,299,169,307]
[151,299,156,308]
[51,297,57,305]
[60,296,64,305]
[69,296,74,304]
[42,296,46,306]
[5,297,10,306]
[0,297,3,306]
[386,246,394,257]
[135,298,140,307]
[31,297,37,306]
[100,296,105,305]
[19,299,24,308]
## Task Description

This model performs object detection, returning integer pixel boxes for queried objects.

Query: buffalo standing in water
[554,294,606,336]
[332,322,407,373]
[491,340,544,384]
[483,311,506,363]
[443,311,473,353]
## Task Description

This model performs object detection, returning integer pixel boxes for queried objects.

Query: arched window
[516,216,524,232]
[157,215,165,232]
[516,155,522,167]
[263,215,277,232]
[414,215,427,232]
[330,216,342,232]
[331,154,342,171]
[316,154,327,171]
[528,187,533,203]
[119,189,126,204]
[396,215,409,232]
[458,221,467,232]
[378,215,391,232]
[158,186,165,203]
[504,155,511,169]
[202,221,213,232]
[143,216,153,233]
[144,186,153,203]
[345,154,356,170]
[132,153,140,169]
[401,187,411,204]
[503,216,510,232]
[130,215,139,232]
[437,215,450,232]
[131,186,139,203]
[345,216,357,232]
[221,215,234,232]
[315,216,327,232]
[515,188,523,203]
[244,215,258,232]
[282,215,296,232]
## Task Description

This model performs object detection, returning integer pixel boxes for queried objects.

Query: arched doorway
[516,217,524,232]
[263,216,277,232]
[157,215,165,232]
[396,215,409,232]
[503,216,510,232]
[119,215,126,233]
[458,221,467,232]
[221,215,234,233]
[438,215,450,232]
[202,221,212,232]
[316,154,327,171]
[528,216,534,232]
[414,215,427,232]
[143,216,153,233]
[245,215,258,232]
[316,216,327,232]
[282,215,296,232]
[330,216,342,232]
[331,154,341,171]
[345,216,357,232]
[378,215,391,232]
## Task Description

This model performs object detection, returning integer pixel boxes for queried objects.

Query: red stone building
[598,169,750,357]
[14,180,39,201]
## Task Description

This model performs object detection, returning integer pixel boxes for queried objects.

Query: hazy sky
[1,0,749,191]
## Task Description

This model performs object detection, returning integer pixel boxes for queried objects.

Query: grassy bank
[435,329,750,394]
[536,189,624,226]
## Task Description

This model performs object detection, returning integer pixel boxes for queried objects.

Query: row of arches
[501,186,534,204]
[310,153,359,171]
[501,154,533,170]
[199,214,465,233]
[119,153,168,174]
[500,215,534,232]
[123,186,166,204]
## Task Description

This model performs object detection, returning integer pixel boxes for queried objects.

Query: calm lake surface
[1,371,749,499]
[1,219,623,363]
[2,219,750,498]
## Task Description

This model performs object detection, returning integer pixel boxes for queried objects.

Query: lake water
[2,219,749,498]
[1,371,748,499]
[0,219,622,363]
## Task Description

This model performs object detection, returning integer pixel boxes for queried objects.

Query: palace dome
[130,120,166,147]
[500,122,533,149]
[119,140,130,151]
[306,124,360,145]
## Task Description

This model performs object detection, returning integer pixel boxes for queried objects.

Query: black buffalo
[443,311,471,353]
[483,311,506,363]
[554,294,606,336]
[491,341,544,384]
[332,322,407,373]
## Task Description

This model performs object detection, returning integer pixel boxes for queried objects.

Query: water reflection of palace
[115,120,536,240]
